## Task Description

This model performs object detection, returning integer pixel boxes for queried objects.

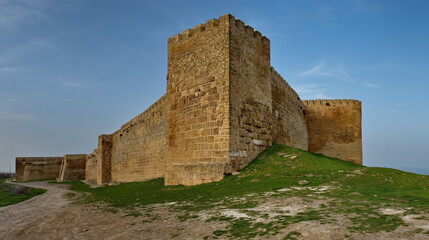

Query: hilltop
[56,144,428,239]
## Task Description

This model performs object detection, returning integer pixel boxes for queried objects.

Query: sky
[0,0,428,175]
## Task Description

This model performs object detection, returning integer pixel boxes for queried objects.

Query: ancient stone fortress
[16,14,362,186]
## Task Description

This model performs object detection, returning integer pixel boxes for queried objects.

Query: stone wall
[16,157,62,181]
[58,154,87,181]
[271,68,308,150]
[110,95,167,183]
[97,134,113,185]
[304,99,362,164]
[165,15,231,185]
[228,15,273,173]
[85,149,98,183]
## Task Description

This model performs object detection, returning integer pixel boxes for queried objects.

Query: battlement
[231,16,270,45]
[116,93,167,133]
[168,14,269,46]
[270,67,303,104]
[302,99,361,106]
[16,157,62,163]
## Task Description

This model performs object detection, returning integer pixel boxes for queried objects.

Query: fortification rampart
[58,154,87,181]
[16,157,62,181]
[17,14,363,187]
[110,94,167,183]
[271,67,308,150]
[304,99,362,164]
[85,149,98,183]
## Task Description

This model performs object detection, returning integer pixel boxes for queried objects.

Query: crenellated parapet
[270,67,304,106]
[270,66,308,150]
[168,18,222,44]
[230,15,270,46]
[168,14,269,47]
[303,99,361,105]
[115,94,167,134]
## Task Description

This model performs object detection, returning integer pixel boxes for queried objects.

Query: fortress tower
[16,14,362,185]
[165,14,275,185]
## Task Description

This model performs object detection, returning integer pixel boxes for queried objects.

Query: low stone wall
[16,157,62,181]
[58,154,87,181]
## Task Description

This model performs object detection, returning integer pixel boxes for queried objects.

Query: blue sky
[0,0,428,174]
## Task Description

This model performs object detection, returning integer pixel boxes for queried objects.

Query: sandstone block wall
[165,163,225,186]
[97,134,113,185]
[58,154,87,181]
[16,157,62,181]
[165,15,231,185]
[304,99,362,164]
[228,15,273,173]
[85,150,98,183]
[85,134,113,185]
[111,95,167,183]
[271,68,308,150]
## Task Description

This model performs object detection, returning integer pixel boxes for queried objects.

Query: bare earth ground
[0,181,428,240]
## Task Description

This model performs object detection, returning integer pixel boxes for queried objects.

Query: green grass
[14,178,56,183]
[62,144,428,209]
[65,192,76,198]
[283,231,301,240]
[0,182,46,207]
[59,143,429,237]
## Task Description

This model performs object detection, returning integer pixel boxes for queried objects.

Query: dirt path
[0,181,144,240]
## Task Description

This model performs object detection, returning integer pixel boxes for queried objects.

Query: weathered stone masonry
[58,154,87,181]
[304,99,362,165]
[16,155,87,182]
[16,157,62,181]
[17,14,362,185]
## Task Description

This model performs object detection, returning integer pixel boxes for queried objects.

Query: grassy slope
[66,144,428,209]
[62,144,429,238]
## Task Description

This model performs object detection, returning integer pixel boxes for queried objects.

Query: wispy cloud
[363,82,380,88]
[0,92,35,122]
[298,61,354,82]
[60,80,93,90]
[0,0,77,32]
[350,0,385,12]
[385,103,404,114]
[298,64,322,77]
[0,39,53,65]
[0,110,34,121]
[293,84,330,100]
[0,66,22,74]
[388,103,405,107]
[0,0,50,29]
[385,109,398,114]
